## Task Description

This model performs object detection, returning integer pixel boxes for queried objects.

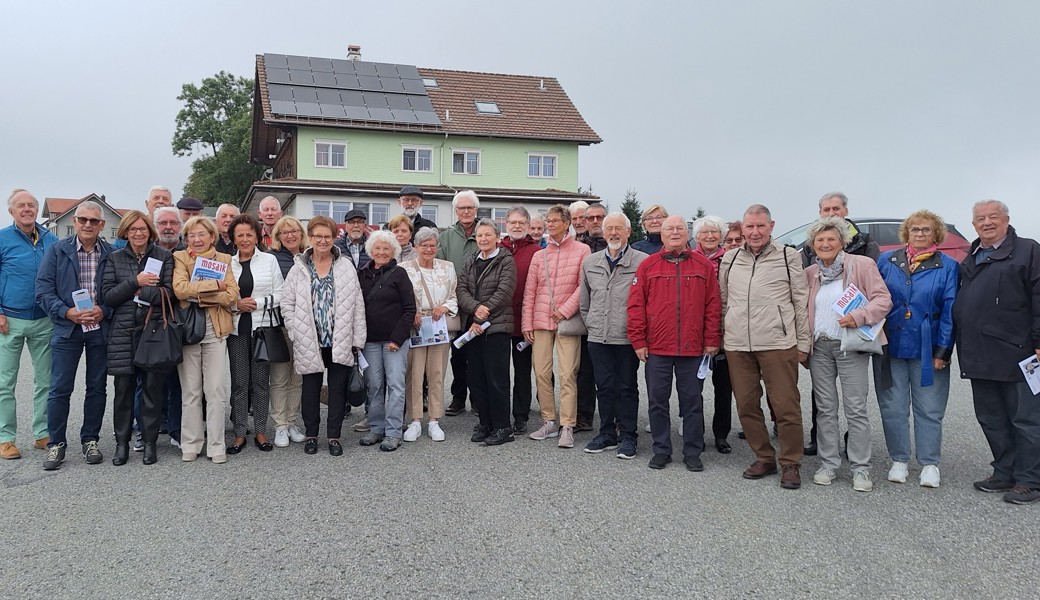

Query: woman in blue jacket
[873,210,959,489]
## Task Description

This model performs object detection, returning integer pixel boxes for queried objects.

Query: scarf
[816,251,845,284]
[906,244,937,272]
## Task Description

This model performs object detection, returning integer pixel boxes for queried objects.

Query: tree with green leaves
[621,189,644,244]
[172,71,262,206]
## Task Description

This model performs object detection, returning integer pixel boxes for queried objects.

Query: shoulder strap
[364,266,395,304]
[723,251,739,288]
[411,260,436,309]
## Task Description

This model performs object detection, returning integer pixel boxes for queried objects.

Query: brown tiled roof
[419,68,601,144]
[43,198,80,217]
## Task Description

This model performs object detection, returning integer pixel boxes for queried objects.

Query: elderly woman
[459,219,517,445]
[631,204,668,254]
[358,230,416,452]
[692,215,735,453]
[173,216,239,464]
[267,216,308,447]
[388,214,417,263]
[101,211,175,466]
[227,214,284,454]
[281,216,366,456]
[804,216,892,491]
[401,227,458,442]
[874,210,959,488]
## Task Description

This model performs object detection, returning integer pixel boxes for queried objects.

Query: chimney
[347,45,362,61]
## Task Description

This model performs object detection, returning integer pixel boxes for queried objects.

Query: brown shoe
[780,464,802,489]
[34,437,49,450]
[743,460,778,479]
[0,442,21,460]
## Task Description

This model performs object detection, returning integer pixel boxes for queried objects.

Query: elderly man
[35,201,112,470]
[334,208,370,268]
[955,200,1040,505]
[154,207,184,252]
[628,215,719,470]
[145,186,173,220]
[258,196,283,248]
[177,197,204,223]
[575,202,607,429]
[720,204,810,489]
[529,215,547,248]
[398,186,436,241]
[569,200,589,241]
[500,205,542,433]
[581,203,609,253]
[0,190,59,459]
[215,203,240,254]
[437,190,480,416]
[581,212,648,459]
[801,191,880,455]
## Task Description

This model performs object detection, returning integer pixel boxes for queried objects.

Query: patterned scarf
[906,244,937,272]
[816,251,845,284]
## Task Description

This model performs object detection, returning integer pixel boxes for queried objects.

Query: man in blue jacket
[35,201,113,470]
[0,190,59,460]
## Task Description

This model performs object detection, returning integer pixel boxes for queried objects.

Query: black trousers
[301,347,349,439]
[511,335,533,423]
[646,354,704,458]
[114,370,163,445]
[468,333,511,430]
[587,342,640,441]
[972,379,1040,488]
[450,343,469,404]
[711,353,734,440]
[576,335,596,425]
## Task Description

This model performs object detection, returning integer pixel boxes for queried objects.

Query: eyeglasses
[908,227,934,235]
[724,237,743,243]
[186,232,211,240]
[346,219,366,225]
[643,215,664,223]
[585,215,605,221]
[419,243,438,250]
[155,220,179,228]
[75,216,103,226]
[545,218,566,225]
[128,227,149,234]
[506,220,528,226]
[311,235,333,242]
[456,206,477,212]
[280,229,301,236]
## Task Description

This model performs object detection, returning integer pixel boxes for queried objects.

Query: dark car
[775,218,972,262]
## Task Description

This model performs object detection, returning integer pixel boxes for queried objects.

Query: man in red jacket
[628,215,721,471]
[500,206,541,434]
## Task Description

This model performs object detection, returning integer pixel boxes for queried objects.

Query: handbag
[134,288,183,372]
[347,349,367,407]
[252,304,290,363]
[543,253,587,336]
[411,260,461,332]
[179,301,206,345]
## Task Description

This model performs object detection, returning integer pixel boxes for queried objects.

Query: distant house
[245,48,601,229]
[42,194,130,241]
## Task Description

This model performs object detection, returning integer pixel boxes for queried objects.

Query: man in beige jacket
[719,204,810,489]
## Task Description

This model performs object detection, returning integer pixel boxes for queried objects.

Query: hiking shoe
[484,428,515,446]
[583,434,619,454]
[853,471,873,492]
[974,476,1015,493]
[379,436,402,452]
[813,468,836,486]
[919,465,941,488]
[887,461,908,483]
[471,425,491,443]
[557,426,574,449]
[43,443,66,471]
[359,432,384,446]
[1003,486,1040,505]
[616,438,637,460]
[82,440,103,465]
[528,420,559,440]
[780,464,802,489]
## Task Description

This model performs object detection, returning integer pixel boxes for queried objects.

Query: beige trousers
[406,343,449,420]
[532,330,580,427]
[269,341,302,429]
[179,339,228,457]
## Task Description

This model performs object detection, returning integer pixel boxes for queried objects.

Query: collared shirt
[605,244,628,272]
[478,247,501,261]
[76,237,101,303]
[973,234,1008,253]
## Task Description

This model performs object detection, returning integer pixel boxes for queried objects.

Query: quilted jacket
[281,246,367,374]
[457,249,516,336]
[522,234,590,333]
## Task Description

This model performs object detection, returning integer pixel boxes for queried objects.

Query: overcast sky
[2,0,1038,237]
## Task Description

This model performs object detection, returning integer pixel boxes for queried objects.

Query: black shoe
[143,443,157,465]
[803,442,818,456]
[973,476,1015,493]
[304,438,318,454]
[158,427,170,436]
[227,438,246,455]
[648,454,672,470]
[484,428,515,446]
[254,437,273,452]
[715,439,732,454]
[43,443,66,471]
[574,420,594,433]
[1003,486,1040,505]
[512,420,528,435]
[445,398,466,416]
[737,430,746,440]
[328,440,343,456]
[471,425,491,443]
[112,443,129,466]
[684,455,704,472]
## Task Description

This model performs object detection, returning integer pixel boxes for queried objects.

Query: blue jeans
[47,327,107,446]
[365,341,410,439]
[875,357,950,465]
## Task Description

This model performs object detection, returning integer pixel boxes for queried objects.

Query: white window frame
[314,140,347,169]
[401,145,433,173]
[475,101,501,114]
[451,148,481,175]
[420,205,437,223]
[527,152,558,178]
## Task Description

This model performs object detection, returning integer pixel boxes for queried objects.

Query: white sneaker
[919,465,941,488]
[403,421,421,442]
[170,437,181,449]
[853,471,873,492]
[887,461,909,483]
[428,421,445,442]
[288,426,306,443]
[274,427,290,448]
[528,420,559,440]
[813,468,836,486]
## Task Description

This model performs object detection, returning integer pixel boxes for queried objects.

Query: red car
[775,218,972,262]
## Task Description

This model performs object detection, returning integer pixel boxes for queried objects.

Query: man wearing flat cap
[399,186,436,242]
[176,197,204,224]
[334,208,371,268]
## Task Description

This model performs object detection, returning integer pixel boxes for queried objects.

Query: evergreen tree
[621,189,644,243]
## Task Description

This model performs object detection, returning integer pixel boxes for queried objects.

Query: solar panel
[316,88,342,105]
[340,90,365,108]
[354,62,377,76]
[397,65,421,80]
[293,88,318,103]
[390,109,417,123]
[374,63,399,78]
[264,54,288,68]
[343,106,370,120]
[409,96,435,112]
[310,57,334,73]
[414,111,441,125]
[294,103,323,117]
[267,84,294,102]
[380,78,405,93]
[357,75,382,91]
[334,74,359,89]
[286,55,311,70]
[401,78,426,94]
[269,100,297,116]
[320,104,348,118]
[313,72,337,87]
[368,107,394,122]
[288,70,314,85]
[265,68,291,84]
[362,92,388,109]
[385,94,411,110]
[331,59,355,74]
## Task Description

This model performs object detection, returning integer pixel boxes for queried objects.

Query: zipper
[777,306,787,336]
[675,258,682,354]
[746,250,756,351]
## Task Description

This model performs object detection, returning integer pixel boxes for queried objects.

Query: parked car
[775,217,972,262]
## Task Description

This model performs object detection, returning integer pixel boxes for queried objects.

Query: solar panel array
[263,54,442,126]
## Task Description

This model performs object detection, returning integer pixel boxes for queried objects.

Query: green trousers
[0,316,53,443]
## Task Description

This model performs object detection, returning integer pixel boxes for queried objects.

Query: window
[370,204,390,225]
[66,225,74,236]
[402,146,432,172]
[475,101,500,114]
[452,150,480,175]
[315,141,347,168]
[420,205,437,223]
[528,153,557,178]
[422,78,438,88]
[312,201,352,224]
[310,201,390,225]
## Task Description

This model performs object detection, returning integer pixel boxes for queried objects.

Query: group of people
[1,185,1037,506]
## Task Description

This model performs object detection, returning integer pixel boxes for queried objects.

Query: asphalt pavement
[1,351,1038,598]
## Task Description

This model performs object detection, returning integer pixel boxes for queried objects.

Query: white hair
[76,201,104,218]
[973,199,1009,216]
[365,229,402,261]
[451,190,479,210]
[148,185,170,195]
[603,211,630,228]
[154,206,181,223]
[569,200,589,214]
[692,215,726,239]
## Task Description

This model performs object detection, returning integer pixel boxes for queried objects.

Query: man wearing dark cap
[399,186,436,241]
[334,208,370,268]
[177,197,204,224]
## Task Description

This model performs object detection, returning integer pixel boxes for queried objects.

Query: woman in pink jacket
[804,217,892,492]
[522,205,591,449]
